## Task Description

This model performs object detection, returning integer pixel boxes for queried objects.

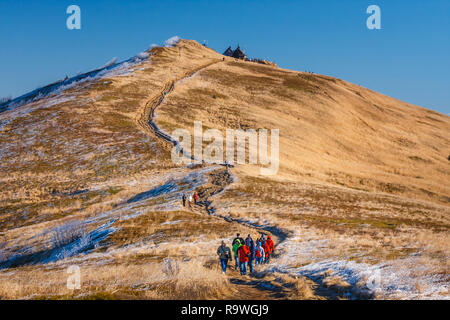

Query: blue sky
[0,0,449,114]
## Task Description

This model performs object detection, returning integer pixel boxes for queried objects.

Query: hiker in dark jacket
[217,241,232,273]
[245,234,256,273]
[182,194,186,207]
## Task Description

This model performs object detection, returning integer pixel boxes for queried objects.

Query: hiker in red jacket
[193,192,199,204]
[265,236,275,263]
[267,236,275,253]
[263,240,271,263]
[238,243,250,275]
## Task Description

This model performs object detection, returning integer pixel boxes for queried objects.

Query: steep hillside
[0,39,448,299]
[157,54,450,204]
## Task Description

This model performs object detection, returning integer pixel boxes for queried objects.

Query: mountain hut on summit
[223,46,234,57]
[223,45,247,60]
[222,44,277,67]
[231,46,246,59]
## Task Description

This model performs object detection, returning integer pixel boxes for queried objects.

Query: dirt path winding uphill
[135,57,292,246]
[134,57,293,245]
[132,58,342,299]
[134,51,372,299]
[133,58,311,298]
[136,59,221,159]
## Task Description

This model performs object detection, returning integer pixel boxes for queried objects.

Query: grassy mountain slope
[0,40,448,299]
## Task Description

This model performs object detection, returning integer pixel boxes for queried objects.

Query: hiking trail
[136,58,350,299]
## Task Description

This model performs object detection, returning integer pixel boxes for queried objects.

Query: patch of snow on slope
[100,57,117,69]
[291,259,448,300]
[43,219,117,263]
[164,36,181,47]
[1,48,151,113]
[161,220,183,225]
[135,51,150,60]
[0,95,74,130]
[271,235,449,300]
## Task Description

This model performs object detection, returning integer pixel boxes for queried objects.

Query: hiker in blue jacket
[255,242,265,265]
[260,234,266,248]
[245,234,256,273]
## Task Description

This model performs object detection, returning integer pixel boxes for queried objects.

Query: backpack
[255,247,262,258]
[241,245,250,257]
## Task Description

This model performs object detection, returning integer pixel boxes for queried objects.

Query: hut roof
[223,46,233,56]
[232,46,246,59]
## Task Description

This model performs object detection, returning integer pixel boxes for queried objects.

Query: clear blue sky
[1,0,449,114]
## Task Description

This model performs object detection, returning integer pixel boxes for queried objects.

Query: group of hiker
[217,233,275,275]
[181,192,199,208]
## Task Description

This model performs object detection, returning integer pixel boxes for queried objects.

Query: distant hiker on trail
[263,239,271,263]
[232,233,244,270]
[193,192,198,204]
[188,194,193,208]
[237,241,250,275]
[263,235,274,263]
[255,242,265,265]
[267,235,275,257]
[260,234,266,247]
[217,241,232,274]
[245,234,256,273]
[182,194,186,207]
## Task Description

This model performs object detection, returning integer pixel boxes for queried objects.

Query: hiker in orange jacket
[238,243,250,275]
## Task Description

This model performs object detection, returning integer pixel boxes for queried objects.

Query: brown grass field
[0,39,448,299]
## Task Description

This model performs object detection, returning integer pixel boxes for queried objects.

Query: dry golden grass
[0,259,234,300]
[157,56,449,204]
[0,40,221,232]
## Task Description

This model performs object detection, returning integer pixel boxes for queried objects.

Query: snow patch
[44,219,116,263]
[1,48,151,113]
[100,57,117,69]
[161,220,183,226]
[271,235,449,300]
[289,259,449,300]
[135,52,150,60]
[164,36,181,47]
